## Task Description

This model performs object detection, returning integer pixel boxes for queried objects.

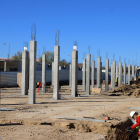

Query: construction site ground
[0,85,140,140]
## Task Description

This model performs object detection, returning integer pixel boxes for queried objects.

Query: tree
[59,59,70,66]
[12,52,22,60]
[39,51,54,64]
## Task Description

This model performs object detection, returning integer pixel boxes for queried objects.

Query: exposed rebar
[31,23,36,41]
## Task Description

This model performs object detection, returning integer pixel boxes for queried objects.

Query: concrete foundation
[53,46,60,100]
[42,54,46,93]
[29,41,37,104]
[91,61,95,89]
[71,50,78,97]
[82,59,86,91]
[97,57,101,88]
[69,64,72,87]
[86,54,91,95]
[132,65,134,80]
[52,62,54,86]
[128,64,130,85]
[21,50,29,95]
[105,59,109,91]
[123,63,126,85]
[119,62,122,86]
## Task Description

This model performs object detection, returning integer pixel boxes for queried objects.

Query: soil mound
[108,84,140,97]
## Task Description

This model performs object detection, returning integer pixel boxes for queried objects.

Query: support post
[71,50,78,97]
[82,59,86,91]
[123,63,126,85]
[119,62,122,86]
[4,61,6,72]
[91,61,95,89]
[132,65,134,80]
[42,54,46,93]
[105,59,109,91]
[97,57,101,88]
[53,46,60,100]
[116,65,118,77]
[86,54,91,95]
[128,64,130,85]
[112,61,116,89]
[29,41,37,104]
[21,50,29,95]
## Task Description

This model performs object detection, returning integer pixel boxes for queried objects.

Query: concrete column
[128,64,130,85]
[86,54,91,95]
[21,50,29,95]
[112,61,116,89]
[29,41,37,104]
[123,63,126,85]
[52,62,54,86]
[71,50,78,97]
[69,64,72,87]
[111,64,113,88]
[100,62,102,89]
[91,61,95,89]
[97,57,101,88]
[105,59,109,91]
[4,61,6,72]
[119,62,122,86]
[116,65,118,77]
[42,54,46,93]
[132,65,134,80]
[82,59,86,91]
[53,46,60,100]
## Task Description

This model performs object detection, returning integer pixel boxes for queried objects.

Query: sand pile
[108,84,140,97]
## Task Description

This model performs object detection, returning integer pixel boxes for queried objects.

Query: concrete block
[82,59,86,91]
[42,54,46,93]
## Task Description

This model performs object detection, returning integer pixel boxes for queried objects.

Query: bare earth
[0,85,140,140]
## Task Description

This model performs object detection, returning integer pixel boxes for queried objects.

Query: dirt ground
[0,85,140,140]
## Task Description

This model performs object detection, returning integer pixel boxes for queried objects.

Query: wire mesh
[97,49,100,57]
[87,46,90,54]
[113,54,115,61]
[55,30,60,46]
[119,56,121,62]
[106,52,108,59]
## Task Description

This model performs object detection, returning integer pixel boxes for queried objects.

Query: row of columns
[21,41,136,104]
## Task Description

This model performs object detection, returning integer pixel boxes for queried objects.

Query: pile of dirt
[108,84,140,97]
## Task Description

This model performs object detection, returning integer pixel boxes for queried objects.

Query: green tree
[12,52,22,60]
[60,59,70,66]
[39,51,54,64]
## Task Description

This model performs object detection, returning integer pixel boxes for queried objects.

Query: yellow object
[37,82,40,85]
[92,88,101,94]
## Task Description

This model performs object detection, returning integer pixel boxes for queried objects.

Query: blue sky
[0,0,140,66]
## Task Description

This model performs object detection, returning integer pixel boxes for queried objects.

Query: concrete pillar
[69,64,72,87]
[132,65,134,80]
[100,62,102,89]
[119,62,122,86]
[4,61,6,72]
[71,50,78,97]
[82,59,86,91]
[91,61,95,89]
[97,57,101,88]
[86,54,91,95]
[105,59,109,91]
[128,64,130,85]
[21,50,29,95]
[42,54,46,93]
[52,62,54,86]
[29,41,37,104]
[111,64,113,88]
[112,61,116,89]
[53,46,60,100]
[116,65,118,77]
[123,63,126,85]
